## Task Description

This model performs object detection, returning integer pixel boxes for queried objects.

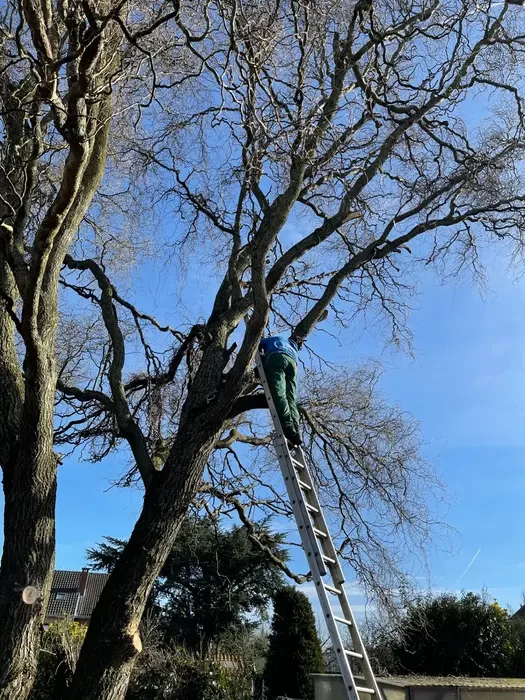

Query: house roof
[512,605,525,621]
[381,677,525,689]
[46,569,109,620]
[313,675,525,690]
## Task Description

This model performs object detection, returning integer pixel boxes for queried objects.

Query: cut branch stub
[132,632,142,654]
[21,586,39,605]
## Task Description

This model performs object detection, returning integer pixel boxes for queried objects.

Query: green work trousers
[263,352,301,444]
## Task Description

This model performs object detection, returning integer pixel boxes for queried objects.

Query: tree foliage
[370,592,516,677]
[264,587,325,700]
[125,648,232,700]
[506,617,525,677]
[29,620,87,700]
[88,516,286,654]
[30,620,257,700]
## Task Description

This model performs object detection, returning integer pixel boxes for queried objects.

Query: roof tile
[45,570,109,621]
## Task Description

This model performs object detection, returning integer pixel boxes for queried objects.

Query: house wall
[412,690,525,700]
[312,677,525,700]
[411,688,459,700]
[312,674,407,700]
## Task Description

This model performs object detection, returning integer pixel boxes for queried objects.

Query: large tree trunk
[0,357,57,700]
[69,308,261,699]
[0,92,112,698]
[69,433,215,700]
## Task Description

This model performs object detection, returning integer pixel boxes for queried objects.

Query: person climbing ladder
[259,332,305,446]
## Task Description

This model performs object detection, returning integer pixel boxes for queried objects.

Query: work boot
[286,432,302,447]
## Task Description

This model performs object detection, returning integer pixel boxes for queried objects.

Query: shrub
[30,619,87,700]
[264,588,325,700]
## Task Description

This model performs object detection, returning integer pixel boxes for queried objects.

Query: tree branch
[205,486,311,585]
[63,254,155,487]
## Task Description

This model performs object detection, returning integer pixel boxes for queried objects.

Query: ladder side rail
[272,437,325,574]
[311,556,361,700]
[291,446,346,585]
[339,593,382,698]
[273,438,328,576]
[255,352,327,575]
[255,351,382,700]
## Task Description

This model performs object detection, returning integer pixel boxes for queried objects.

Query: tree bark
[69,432,215,700]
[0,260,23,467]
[0,94,112,699]
[0,357,57,700]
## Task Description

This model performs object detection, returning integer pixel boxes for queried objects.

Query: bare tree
[59,1,525,697]
[2,0,525,698]
[0,1,122,696]
[0,0,198,697]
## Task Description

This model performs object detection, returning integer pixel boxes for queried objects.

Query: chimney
[79,568,89,596]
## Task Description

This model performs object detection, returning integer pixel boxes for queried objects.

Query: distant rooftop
[46,569,109,621]
[512,605,525,621]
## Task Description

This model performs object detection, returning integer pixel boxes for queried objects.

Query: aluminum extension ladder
[255,352,382,700]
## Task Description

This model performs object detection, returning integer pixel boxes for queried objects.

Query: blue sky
[33,246,525,620]
[346,254,525,615]
[3,223,525,623]
[4,240,525,622]
[385,261,525,602]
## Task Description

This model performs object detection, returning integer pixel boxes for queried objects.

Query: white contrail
[459,548,482,580]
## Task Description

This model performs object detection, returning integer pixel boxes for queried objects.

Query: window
[55,592,66,601]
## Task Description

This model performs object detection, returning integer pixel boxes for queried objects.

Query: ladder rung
[344,650,363,659]
[313,527,327,539]
[297,479,312,491]
[291,458,304,469]
[355,688,375,695]
[324,583,342,595]
[305,503,319,514]
[333,615,353,626]
[322,555,336,564]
